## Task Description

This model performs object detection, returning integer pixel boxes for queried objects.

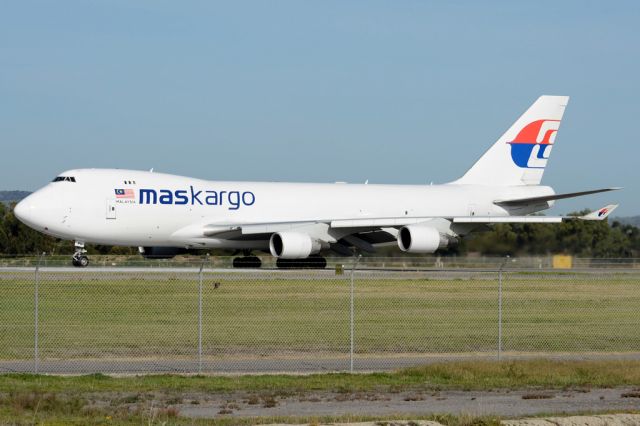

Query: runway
[3,353,640,375]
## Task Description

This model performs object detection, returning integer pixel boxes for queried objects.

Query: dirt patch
[521,393,554,400]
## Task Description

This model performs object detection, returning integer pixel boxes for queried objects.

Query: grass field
[1,270,640,362]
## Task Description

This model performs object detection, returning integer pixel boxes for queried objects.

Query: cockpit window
[52,176,76,182]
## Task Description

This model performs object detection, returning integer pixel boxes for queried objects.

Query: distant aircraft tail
[454,95,569,186]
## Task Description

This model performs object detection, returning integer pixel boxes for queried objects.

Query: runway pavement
[4,353,640,375]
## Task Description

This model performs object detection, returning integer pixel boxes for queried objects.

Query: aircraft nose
[13,191,48,230]
[13,199,27,222]
[13,193,39,228]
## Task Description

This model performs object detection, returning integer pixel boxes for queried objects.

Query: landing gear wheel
[276,258,294,269]
[306,255,327,269]
[276,256,327,269]
[72,255,89,268]
[72,241,89,268]
[232,256,262,268]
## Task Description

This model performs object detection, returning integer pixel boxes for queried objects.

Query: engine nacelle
[397,225,451,253]
[269,232,321,259]
[139,246,186,259]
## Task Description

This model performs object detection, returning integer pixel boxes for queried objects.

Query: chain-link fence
[1,256,639,374]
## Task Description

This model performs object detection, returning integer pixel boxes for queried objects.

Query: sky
[1,1,639,215]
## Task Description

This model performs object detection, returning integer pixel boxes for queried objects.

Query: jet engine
[139,246,186,259]
[397,225,453,253]
[269,232,322,259]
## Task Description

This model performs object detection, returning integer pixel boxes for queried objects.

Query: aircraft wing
[196,203,618,235]
[328,204,619,228]
[174,204,618,248]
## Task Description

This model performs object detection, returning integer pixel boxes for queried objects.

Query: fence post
[349,254,362,373]
[34,252,45,374]
[197,254,209,374]
[498,255,509,361]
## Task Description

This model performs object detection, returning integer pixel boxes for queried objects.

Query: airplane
[14,95,619,268]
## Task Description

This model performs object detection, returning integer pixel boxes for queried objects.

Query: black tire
[306,255,327,269]
[233,256,262,268]
[244,256,262,268]
[78,255,89,267]
[276,256,327,269]
[276,258,295,269]
[71,258,80,267]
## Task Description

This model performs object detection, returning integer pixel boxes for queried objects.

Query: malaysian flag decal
[115,189,135,199]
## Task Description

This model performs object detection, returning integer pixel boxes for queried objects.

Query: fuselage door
[106,199,116,220]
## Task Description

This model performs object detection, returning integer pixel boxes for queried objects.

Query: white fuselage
[15,168,554,250]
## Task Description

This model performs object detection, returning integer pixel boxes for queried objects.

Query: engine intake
[398,225,452,253]
[269,232,321,259]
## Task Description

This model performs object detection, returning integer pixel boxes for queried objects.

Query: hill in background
[613,216,640,227]
[0,191,31,205]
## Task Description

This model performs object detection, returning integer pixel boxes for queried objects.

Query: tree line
[1,202,639,257]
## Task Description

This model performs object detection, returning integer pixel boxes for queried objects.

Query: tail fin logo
[508,119,560,169]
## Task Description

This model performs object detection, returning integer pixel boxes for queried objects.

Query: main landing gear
[230,252,328,269]
[232,251,262,268]
[72,242,89,267]
[276,255,327,269]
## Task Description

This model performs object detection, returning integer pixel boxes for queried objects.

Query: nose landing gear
[72,242,89,267]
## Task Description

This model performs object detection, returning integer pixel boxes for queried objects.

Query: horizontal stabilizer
[494,188,621,207]
[578,204,618,221]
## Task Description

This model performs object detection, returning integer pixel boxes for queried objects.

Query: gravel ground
[260,416,640,426]
[176,387,640,419]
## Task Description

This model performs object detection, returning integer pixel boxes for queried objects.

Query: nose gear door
[106,199,116,219]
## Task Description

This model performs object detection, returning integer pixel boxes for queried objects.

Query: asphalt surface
[0,356,488,374]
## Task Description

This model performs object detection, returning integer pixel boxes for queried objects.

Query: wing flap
[240,221,321,235]
[331,217,435,228]
[454,216,563,223]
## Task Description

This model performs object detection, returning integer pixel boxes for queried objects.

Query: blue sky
[1,1,638,215]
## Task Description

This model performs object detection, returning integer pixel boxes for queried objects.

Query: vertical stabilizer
[454,95,569,186]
